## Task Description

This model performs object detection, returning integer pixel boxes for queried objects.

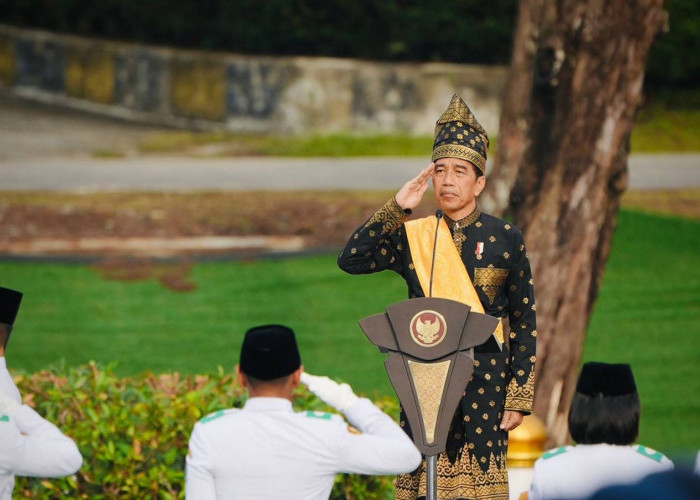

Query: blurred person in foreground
[528,362,673,500]
[338,94,537,499]
[185,324,421,499]
[0,287,23,404]
[0,286,82,499]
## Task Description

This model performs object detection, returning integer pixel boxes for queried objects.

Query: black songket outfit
[337,95,537,500]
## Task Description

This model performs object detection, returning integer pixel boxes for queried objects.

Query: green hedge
[13,362,401,499]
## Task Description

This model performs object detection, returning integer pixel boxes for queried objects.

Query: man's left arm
[302,373,422,475]
[504,230,537,416]
[185,425,218,500]
[6,404,83,478]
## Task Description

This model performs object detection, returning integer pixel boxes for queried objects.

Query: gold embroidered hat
[431,94,490,174]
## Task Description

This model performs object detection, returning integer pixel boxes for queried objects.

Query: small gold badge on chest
[475,241,484,260]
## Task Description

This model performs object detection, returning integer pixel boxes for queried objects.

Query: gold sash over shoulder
[404,216,503,344]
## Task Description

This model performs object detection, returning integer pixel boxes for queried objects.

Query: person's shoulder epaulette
[634,444,668,463]
[198,408,237,424]
[541,446,572,460]
[301,410,342,422]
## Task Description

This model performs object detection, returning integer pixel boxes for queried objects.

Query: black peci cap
[576,362,637,397]
[0,287,23,325]
[239,324,301,380]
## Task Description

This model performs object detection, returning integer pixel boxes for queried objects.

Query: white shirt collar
[243,397,294,412]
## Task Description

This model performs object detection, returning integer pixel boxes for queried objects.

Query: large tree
[481,0,667,445]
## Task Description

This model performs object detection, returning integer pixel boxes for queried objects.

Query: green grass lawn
[2,208,699,458]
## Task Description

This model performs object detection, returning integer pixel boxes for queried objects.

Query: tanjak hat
[0,287,23,325]
[575,361,637,398]
[432,94,490,174]
[239,324,301,380]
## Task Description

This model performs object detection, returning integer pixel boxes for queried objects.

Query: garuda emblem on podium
[410,310,447,347]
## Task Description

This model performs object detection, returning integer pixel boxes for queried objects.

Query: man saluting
[338,94,537,500]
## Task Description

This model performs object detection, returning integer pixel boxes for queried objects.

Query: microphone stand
[426,208,443,500]
[428,209,443,299]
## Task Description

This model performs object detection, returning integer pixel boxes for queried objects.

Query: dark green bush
[3,0,697,98]
[13,362,401,499]
[0,0,517,65]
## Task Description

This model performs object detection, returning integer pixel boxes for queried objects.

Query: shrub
[14,362,401,499]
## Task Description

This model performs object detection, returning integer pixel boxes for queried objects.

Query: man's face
[432,157,485,219]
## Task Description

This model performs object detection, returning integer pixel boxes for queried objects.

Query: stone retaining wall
[0,23,508,135]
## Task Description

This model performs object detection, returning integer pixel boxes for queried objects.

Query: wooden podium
[360,297,499,499]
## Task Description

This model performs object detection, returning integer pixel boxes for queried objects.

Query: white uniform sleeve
[336,398,422,475]
[528,460,544,500]
[185,423,218,500]
[5,405,82,477]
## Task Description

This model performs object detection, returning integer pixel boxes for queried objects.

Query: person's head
[0,287,23,354]
[431,94,489,219]
[568,362,640,445]
[236,324,303,399]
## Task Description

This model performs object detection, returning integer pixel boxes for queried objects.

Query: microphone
[428,209,444,297]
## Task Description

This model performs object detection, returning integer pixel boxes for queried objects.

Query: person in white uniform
[0,286,83,499]
[185,324,422,500]
[528,362,673,500]
[0,391,83,500]
[0,287,23,404]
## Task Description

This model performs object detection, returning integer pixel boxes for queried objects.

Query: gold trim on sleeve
[364,197,409,235]
[505,369,535,414]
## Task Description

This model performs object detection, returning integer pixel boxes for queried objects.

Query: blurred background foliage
[1,0,697,101]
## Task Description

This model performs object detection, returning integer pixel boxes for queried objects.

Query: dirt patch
[0,191,431,248]
[1,189,697,291]
[93,258,197,292]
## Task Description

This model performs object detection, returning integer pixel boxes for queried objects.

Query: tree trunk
[483,0,667,446]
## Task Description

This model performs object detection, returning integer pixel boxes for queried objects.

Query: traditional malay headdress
[0,286,23,326]
[431,94,490,175]
[239,324,302,380]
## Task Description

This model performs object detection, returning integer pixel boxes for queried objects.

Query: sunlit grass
[1,208,699,456]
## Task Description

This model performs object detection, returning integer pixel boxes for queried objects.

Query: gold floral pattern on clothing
[505,370,535,413]
[445,209,481,254]
[395,450,509,500]
[364,197,408,235]
[474,268,509,305]
[338,207,536,499]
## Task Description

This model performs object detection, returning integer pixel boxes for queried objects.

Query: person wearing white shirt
[0,390,83,500]
[0,287,23,404]
[185,324,422,500]
[528,362,673,500]
[0,286,83,499]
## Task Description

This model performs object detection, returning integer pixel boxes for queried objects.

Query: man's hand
[395,163,435,211]
[301,372,359,413]
[500,410,524,431]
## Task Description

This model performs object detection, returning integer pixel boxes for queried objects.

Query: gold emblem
[409,310,447,347]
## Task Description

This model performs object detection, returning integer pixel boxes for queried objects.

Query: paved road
[1,91,698,191]
[1,154,699,191]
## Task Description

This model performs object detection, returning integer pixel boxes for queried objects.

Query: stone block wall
[0,23,508,136]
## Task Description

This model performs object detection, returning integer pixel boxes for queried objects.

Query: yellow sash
[404,216,504,343]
